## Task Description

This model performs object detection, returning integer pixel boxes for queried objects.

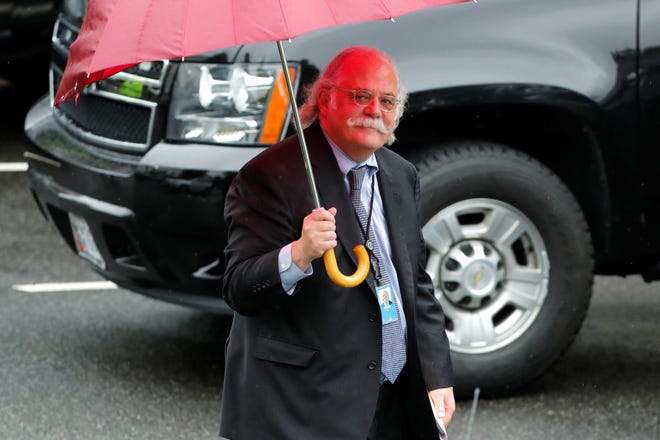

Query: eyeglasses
[333,87,400,113]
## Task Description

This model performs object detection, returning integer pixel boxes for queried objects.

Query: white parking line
[0,162,28,172]
[12,281,118,293]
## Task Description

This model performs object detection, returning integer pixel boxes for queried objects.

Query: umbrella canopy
[54,0,470,287]
[54,0,469,104]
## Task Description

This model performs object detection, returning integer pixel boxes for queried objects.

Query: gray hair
[298,46,408,146]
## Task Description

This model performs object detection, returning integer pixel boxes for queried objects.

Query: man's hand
[292,207,337,270]
[428,387,456,427]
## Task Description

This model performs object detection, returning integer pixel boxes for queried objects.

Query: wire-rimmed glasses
[333,87,400,112]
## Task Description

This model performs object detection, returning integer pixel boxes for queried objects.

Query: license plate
[69,213,106,270]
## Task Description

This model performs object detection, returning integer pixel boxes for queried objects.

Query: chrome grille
[50,16,168,153]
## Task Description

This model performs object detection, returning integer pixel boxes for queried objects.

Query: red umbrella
[54,0,471,286]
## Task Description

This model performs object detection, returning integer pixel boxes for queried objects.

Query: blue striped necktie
[348,166,407,383]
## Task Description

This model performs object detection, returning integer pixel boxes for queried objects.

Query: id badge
[376,284,399,324]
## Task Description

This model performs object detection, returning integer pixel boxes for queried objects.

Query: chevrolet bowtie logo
[474,266,485,287]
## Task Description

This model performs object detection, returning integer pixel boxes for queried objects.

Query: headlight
[62,0,87,21]
[167,63,296,145]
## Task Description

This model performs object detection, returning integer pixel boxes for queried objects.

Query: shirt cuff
[279,242,313,294]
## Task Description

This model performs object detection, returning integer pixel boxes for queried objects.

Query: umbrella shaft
[276,40,322,209]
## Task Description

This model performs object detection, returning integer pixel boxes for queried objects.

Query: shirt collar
[322,128,379,177]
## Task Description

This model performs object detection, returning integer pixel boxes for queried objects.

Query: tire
[413,141,594,397]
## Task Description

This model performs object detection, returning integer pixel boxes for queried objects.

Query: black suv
[23,0,660,395]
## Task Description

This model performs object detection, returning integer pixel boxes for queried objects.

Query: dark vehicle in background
[0,0,60,89]
[23,0,660,396]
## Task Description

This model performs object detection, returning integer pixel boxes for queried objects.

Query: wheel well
[394,104,611,262]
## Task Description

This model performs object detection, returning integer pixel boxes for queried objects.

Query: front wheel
[414,142,594,396]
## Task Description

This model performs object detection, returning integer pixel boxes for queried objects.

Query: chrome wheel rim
[423,198,550,354]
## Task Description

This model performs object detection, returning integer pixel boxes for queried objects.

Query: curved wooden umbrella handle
[323,245,370,288]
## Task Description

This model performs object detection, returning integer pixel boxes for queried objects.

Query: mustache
[346,117,392,135]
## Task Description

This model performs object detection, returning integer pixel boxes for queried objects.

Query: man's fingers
[429,388,455,427]
[297,207,339,261]
[310,207,337,222]
[306,208,337,237]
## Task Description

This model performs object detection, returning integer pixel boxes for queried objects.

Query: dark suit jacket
[220,122,453,440]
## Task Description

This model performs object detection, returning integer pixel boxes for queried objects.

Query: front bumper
[24,95,265,313]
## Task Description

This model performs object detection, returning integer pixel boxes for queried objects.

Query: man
[220,46,454,439]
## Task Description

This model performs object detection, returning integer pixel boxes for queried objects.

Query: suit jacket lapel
[376,151,415,314]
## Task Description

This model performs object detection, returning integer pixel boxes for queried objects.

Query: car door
[639,0,660,254]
